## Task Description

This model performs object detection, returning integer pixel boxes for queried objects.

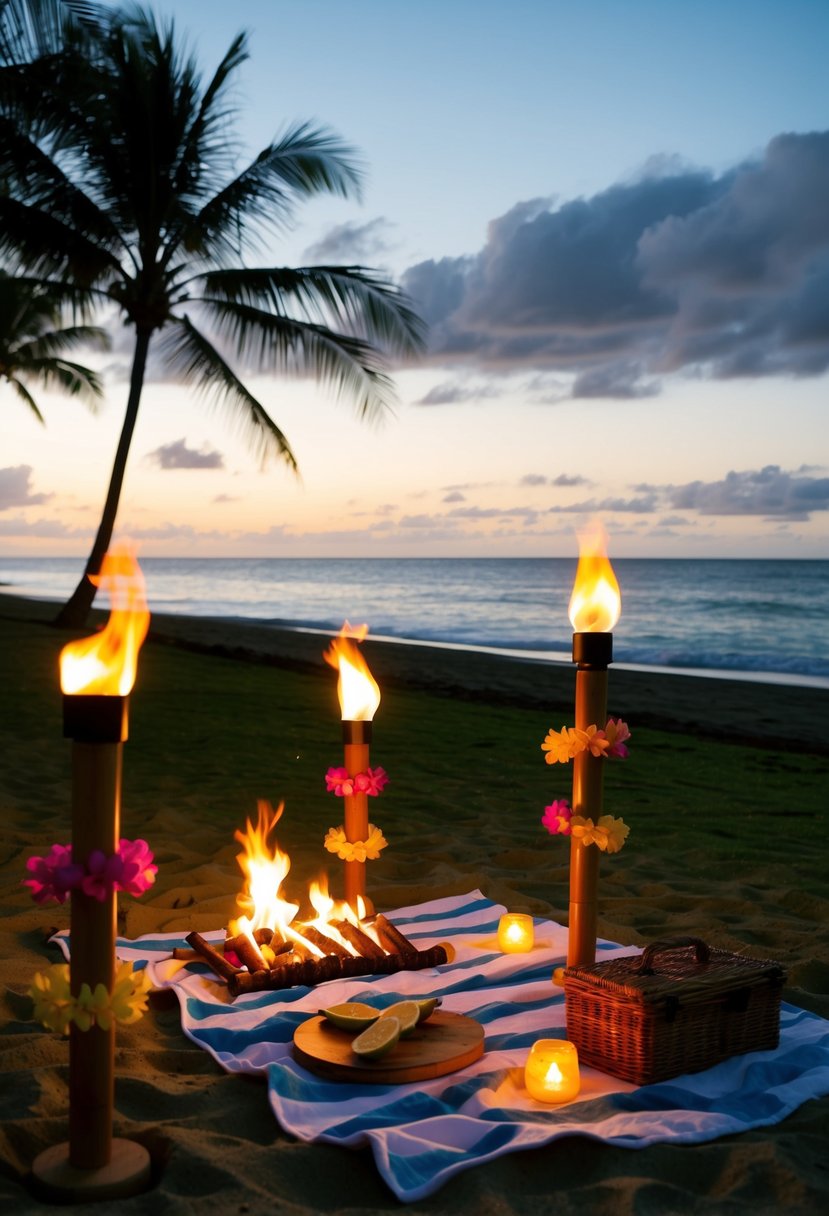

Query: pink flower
[80,850,125,901]
[604,718,631,759]
[325,766,355,797]
[118,838,157,897]
[542,799,572,836]
[23,844,84,904]
[355,766,389,796]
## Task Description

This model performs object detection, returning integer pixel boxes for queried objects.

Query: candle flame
[59,546,150,695]
[506,923,524,943]
[323,621,380,721]
[545,1061,564,1084]
[568,523,621,633]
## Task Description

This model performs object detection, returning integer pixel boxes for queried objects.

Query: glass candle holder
[497,913,534,953]
[525,1039,581,1103]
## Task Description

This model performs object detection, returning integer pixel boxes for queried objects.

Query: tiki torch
[323,623,381,915]
[33,549,151,1201]
[566,526,621,968]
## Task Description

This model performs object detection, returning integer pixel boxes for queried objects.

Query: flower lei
[325,766,389,797]
[541,718,631,852]
[324,824,388,862]
[29,961,152,1035]
[324,766,389,862]
[23,839,157,904]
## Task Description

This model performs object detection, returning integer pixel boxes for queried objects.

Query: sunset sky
[1,0,828,559]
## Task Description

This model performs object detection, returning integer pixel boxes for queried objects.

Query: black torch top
[63,694,129,744]
[572,632,613,671]
[342,720,373,746]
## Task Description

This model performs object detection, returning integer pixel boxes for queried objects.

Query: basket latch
[635,936,711,976]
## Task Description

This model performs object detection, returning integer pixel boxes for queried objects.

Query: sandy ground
[1,595,827,1214]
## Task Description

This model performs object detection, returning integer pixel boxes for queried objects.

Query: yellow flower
[597,814,630,854]
[109,962,151,1026]
[542,726,581,764]
[30,964,74,1036]
[74,981,109,1031]
[324,826,349,858]
[363,825,388,860]
[570,815,601,846]
[573,724,610,758]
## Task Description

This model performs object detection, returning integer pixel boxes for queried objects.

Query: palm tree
[0,271,108,420]
[0,2,425,626]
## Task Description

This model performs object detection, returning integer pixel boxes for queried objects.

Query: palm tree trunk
[54,329,151,629]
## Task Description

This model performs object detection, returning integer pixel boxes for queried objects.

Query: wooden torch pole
[567,632,612,968]
[342,720,371,915]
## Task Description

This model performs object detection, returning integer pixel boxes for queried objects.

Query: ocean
[2,556,828,688]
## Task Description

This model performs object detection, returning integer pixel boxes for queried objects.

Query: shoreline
[2,591,826,753]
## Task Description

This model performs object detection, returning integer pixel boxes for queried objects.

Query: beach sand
[1,593,827,1214]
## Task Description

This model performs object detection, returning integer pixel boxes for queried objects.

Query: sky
[1,0,828,560]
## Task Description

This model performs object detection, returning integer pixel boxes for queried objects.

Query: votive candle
[497,913,534,953]
[525,1039,581,1103]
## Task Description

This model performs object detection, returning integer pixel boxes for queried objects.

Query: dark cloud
[303,217,397,263]
[401,131,829,388]
[0,465,50,510]
[413,380,501,405]
[667,465,829,520]
[146,439,225,470]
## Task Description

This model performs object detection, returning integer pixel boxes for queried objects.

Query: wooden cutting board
[293,1010,485,1084]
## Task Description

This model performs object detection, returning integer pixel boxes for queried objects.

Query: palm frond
[21,355,103,402]
[156,315,298,467]
[195,296,398,424]
[196,264,427,356]
[16,323,110,361]
[0,195,122,285]
[8,375,45,422]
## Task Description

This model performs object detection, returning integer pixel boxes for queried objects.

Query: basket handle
[635,936,711,976]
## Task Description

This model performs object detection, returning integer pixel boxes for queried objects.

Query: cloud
[0,466,50,511]
[146,438,225,470]
[212,493,239,503]
[549,494,659,515]
[667,465,829,520]
[303,217,397,263]
[520,473,590,488]
[413,380,501,405]
[442,490,466,503]
[0,515,77,536]
[401,131,829,389]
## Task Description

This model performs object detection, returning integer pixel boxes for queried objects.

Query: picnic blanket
[56,891,829,1202]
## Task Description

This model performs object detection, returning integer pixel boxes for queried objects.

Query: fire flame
[230,803,384,953]
[546,1062,564,1084]
[323,621,380,721]
[59,546,150,695]
[568,524,621,633]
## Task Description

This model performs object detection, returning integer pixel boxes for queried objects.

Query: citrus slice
[352,1015,401,1058]
[414,996,441,1023]
[379,999,420,1037]
[320,1002,380,1031]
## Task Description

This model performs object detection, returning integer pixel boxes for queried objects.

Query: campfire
[178,801,451,998]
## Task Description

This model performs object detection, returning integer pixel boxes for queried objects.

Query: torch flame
[323,621,380,721]
[568,524,621,633]
[59,546,150,695]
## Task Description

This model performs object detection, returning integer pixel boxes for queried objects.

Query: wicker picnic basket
[563,936,786,1085]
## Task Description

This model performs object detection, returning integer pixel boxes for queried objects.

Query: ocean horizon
[2,555,828,690]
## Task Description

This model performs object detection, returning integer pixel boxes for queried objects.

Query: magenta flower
[325,766,355,797]
[604,718,631,758]
[355,766,389,796]
[542,799,573,836]
[118,839,158,897]
[23,844,84,904]
[81,850,125,901]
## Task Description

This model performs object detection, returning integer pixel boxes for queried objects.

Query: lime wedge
[414,996,441,1023]
[352,1015,401,1058]
[320,1001,380,1031]
[379,999,420,1037]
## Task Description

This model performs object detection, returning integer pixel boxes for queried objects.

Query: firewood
[185,931,242,982]
[227,943,450,998]
[331,919,386,962]
[295,923,352,959]
[373,914,419,960]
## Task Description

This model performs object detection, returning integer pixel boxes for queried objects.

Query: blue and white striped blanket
[56,891,829,1202]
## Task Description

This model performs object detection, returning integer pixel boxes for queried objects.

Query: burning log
[232,933,268,975]
[332,919,386,962]
[296,924,353,959]
[253,927,276,946]
[185,931,242,983]
[373,914,419,960]
[227,942,453,998]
